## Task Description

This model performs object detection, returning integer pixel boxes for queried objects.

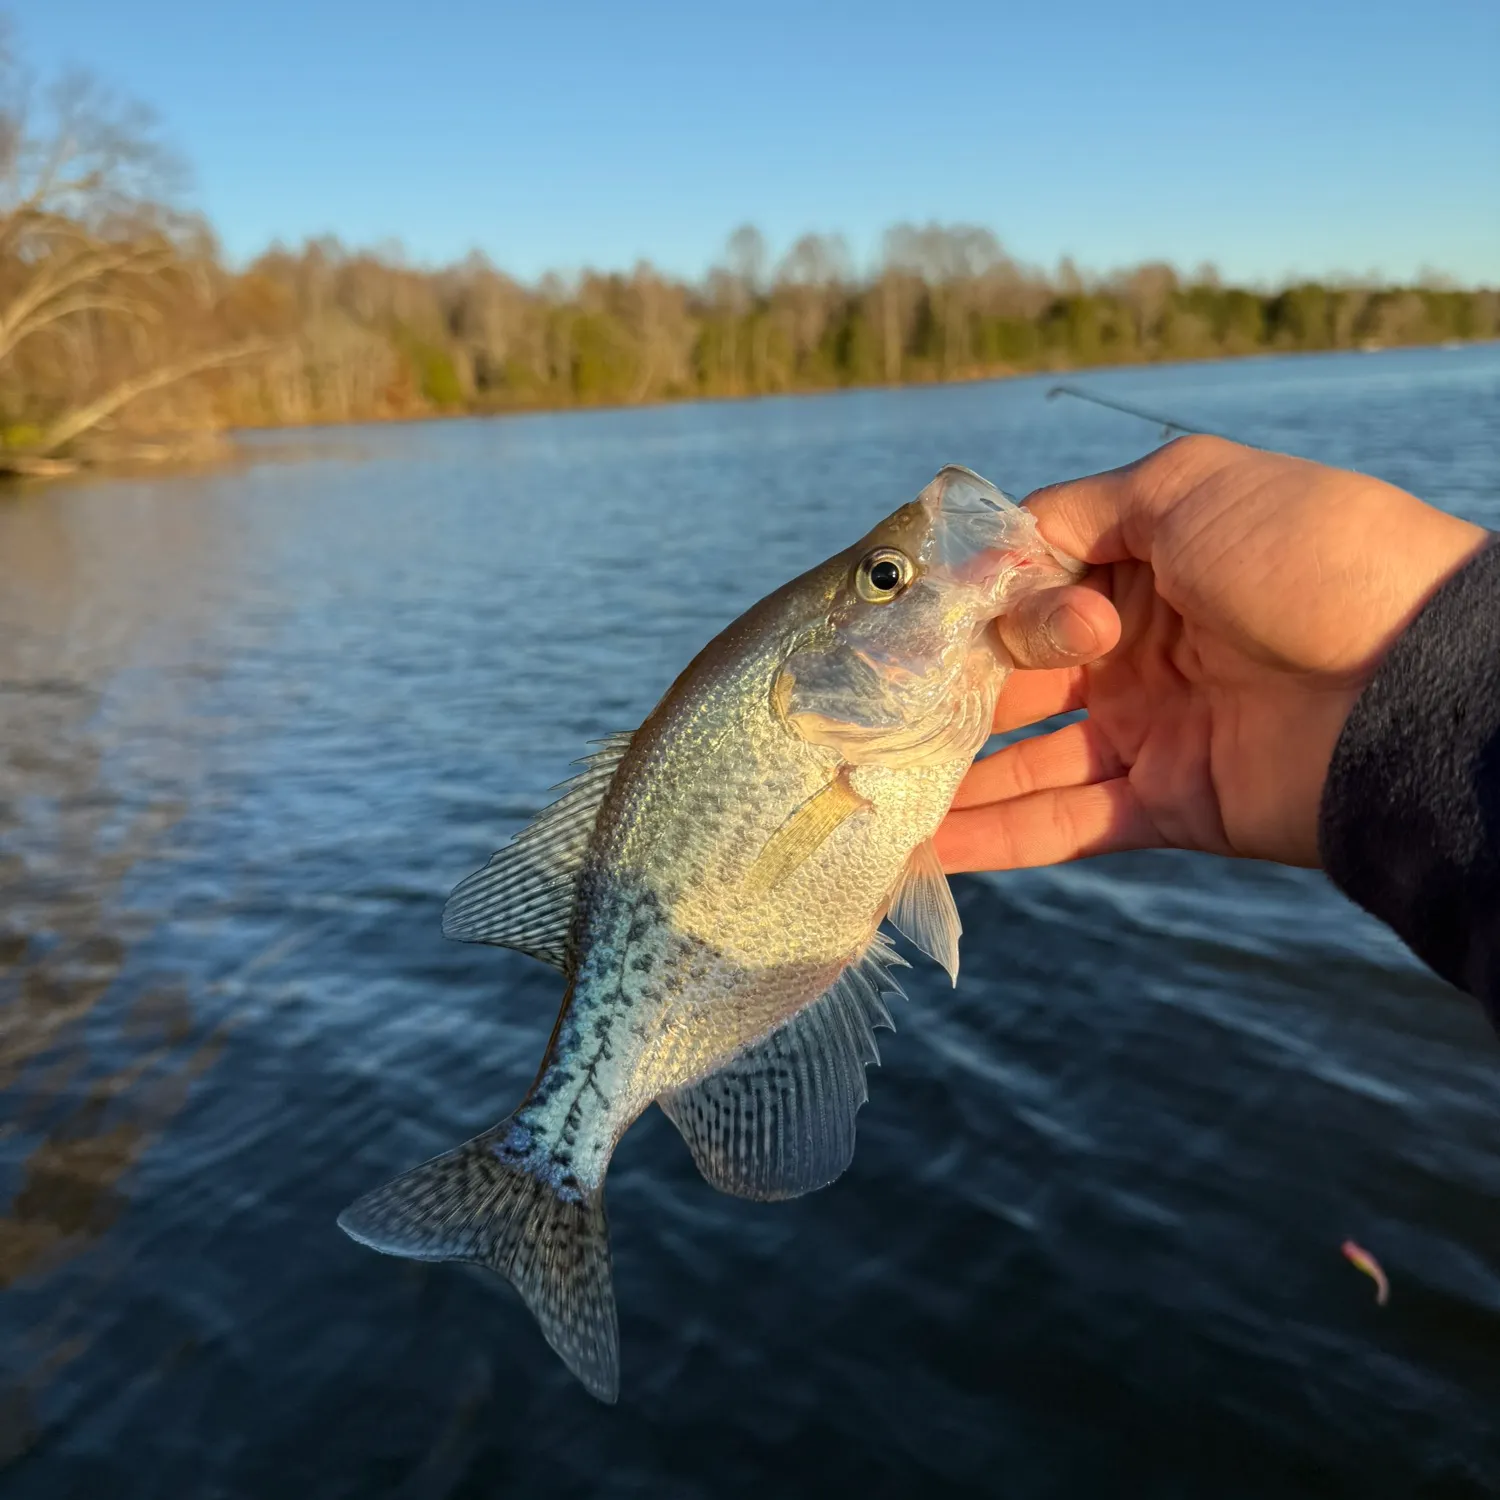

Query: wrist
[1318,533,1500,1009]
[1355,502,1489,677]
[1301,508,1488,868]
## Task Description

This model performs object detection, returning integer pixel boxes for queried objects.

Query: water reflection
[0,487,239,1466]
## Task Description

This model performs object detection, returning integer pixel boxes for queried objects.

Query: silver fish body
[339,466,1083,1400]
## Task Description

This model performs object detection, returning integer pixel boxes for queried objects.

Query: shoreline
[8,338,1494,486]
[224,336,1497,441]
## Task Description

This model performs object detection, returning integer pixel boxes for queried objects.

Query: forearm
[1319,537,1500,1023]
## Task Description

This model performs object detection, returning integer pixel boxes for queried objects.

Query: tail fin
[337,1123,619,1402]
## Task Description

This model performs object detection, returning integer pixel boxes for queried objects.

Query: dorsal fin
[657,933,907,1201]
[441,732,634,971]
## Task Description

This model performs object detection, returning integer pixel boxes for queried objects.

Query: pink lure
[1341,1240,1390,1306]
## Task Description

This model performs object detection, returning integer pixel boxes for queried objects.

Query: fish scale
[339,465,1085,1401]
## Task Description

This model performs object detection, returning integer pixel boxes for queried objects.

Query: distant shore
[221,335,1498,441]
[202,335,1494,460]
[14,337,1494,492]
[13,336,1494,489]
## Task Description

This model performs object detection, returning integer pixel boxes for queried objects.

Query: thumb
[995,583,1121,670]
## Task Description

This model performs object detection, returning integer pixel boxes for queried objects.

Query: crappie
[339,465,1083,1401]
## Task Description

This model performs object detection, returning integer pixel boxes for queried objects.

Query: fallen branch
[0,452,78,478]
[23,337,272,458]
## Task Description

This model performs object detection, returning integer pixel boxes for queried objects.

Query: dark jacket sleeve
[1318,537,1500,1023]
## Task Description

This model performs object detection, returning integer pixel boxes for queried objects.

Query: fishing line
[1042,385,1389,1308]
[1045,382,1240,443]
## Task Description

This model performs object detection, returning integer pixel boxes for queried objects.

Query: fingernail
[1043,601,1099,658]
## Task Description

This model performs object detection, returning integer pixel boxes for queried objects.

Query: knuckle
[1164,432,1237,467]
[1141,433,1237,490]
[1129,434,1246,534]
[999,602,1049,666]
[1008,748,1037,798]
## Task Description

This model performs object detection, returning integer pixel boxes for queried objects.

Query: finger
[934,778,1166,873]
[1021,466,1139,564]
[951,719,1123,810]
[995,584,1121,670]
[1020,435,1240,564]
[991,666,1089,733]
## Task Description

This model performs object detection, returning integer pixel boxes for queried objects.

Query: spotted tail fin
[338,1122,618,1402]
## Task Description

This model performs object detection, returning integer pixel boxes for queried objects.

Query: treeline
[231,230,1499,420]
[2,56,1496,475]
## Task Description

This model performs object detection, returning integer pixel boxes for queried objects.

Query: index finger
[1021,434,1245,564]
[1021,465,1140,565]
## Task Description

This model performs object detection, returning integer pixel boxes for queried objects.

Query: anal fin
[657,933,907,1201]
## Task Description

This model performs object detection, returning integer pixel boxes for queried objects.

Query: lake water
[2,346,1498,1499]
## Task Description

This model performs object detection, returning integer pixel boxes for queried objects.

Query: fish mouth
[917,464,1085,609]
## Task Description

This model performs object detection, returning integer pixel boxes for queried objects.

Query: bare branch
[0,237,173,361]
[25,338,272,457]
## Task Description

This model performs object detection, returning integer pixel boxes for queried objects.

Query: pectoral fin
[743,769,869,896]
[886,838,962,984]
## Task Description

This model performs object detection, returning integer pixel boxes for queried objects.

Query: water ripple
[1,346,1498,1497]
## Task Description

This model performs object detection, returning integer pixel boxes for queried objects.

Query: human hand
[936,436,1489,872]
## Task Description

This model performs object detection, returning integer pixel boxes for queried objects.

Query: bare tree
[877,225,925,382]
[623,260,692,400]
[706,225,767,394]
[884,223,1006,376]
[773,232,851,378]
[1117,261,1178,353]
[725,224,766,293]
[0,46,266,474]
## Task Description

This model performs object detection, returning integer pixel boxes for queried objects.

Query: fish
[1341,1239,1389,1305]
[338,464,1085,1401]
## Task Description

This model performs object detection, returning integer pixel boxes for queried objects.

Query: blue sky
[15,0,1500,285]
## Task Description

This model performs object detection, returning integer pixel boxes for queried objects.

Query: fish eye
[856,548,914,603]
